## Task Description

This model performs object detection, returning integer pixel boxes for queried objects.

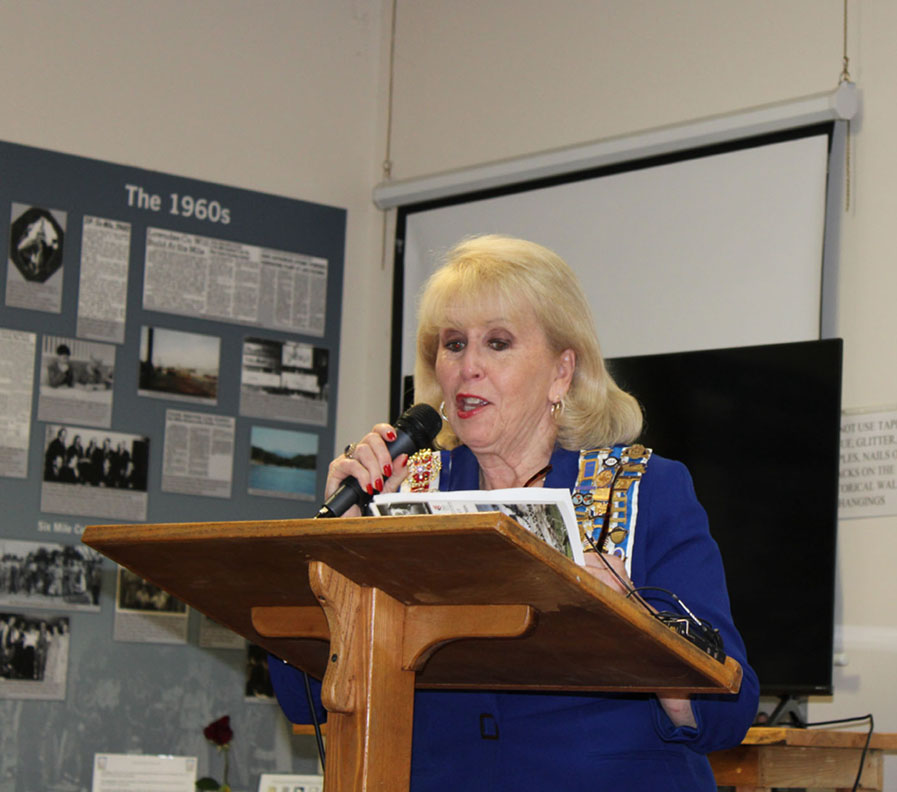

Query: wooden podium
[82,512,742,792]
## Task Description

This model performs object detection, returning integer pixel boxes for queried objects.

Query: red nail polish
[401,455,408,467]
[375,478,383,492]
[387,430,397,441]
[383,464,392,478]
[366,483,374,495]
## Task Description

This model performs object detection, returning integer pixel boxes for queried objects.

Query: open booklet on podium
[82,510,742,792]
[371,487,584,564]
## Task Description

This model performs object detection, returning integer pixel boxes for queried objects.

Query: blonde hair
[413,235,643,450]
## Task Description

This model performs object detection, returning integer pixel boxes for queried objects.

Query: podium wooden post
[83,512,743,792]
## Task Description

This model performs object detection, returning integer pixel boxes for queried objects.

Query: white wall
[2,0,895,784]
[0,0,393,449]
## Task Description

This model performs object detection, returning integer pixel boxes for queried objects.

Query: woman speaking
[271,235,759,790]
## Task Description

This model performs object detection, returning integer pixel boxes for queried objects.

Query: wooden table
[710,727,897,791]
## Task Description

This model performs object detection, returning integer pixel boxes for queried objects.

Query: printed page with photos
[371,488,584,565]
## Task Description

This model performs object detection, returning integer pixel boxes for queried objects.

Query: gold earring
[551,398,565,419]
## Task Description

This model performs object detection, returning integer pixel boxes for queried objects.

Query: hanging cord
[302,670,326,767]
[380,0,399,269]
[839,0,851,84]
[839,0,852,211]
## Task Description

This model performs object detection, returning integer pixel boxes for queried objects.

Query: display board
[0,139,344,789]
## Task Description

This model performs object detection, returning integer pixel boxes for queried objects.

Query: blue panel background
[0,139,344,790]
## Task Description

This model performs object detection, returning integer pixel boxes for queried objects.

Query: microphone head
[395,403,442,449]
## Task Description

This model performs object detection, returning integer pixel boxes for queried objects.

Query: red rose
[203,715,233,747]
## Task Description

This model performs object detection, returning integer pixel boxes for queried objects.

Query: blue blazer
[269,445,759,791]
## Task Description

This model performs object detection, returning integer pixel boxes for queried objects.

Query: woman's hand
[657,695,697,729]
[582,551,632,594]
[323,423,412,517]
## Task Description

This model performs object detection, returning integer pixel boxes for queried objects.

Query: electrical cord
[802,713,874,792]
[583,532,725,661]
[302,669,326,767]
[583,532,654,613]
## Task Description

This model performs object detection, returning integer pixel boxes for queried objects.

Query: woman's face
[435,311,573,462]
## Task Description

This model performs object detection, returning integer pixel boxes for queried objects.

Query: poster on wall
[161,409,235,498]
[839,407,897,519]
[37,334,115,428]
[0,327,36,478]
[0,136,345,792]
[77,215,132,344]
[0,611,70,700]
[240,338,329,425]
[40,424,149,521]
[0,539,102,612]
[142,227,328,336]
[5,204,67,313]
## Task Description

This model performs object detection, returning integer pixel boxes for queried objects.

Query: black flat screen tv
[607,339,842,696]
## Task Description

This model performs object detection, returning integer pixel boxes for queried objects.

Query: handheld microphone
[315,402,442,518]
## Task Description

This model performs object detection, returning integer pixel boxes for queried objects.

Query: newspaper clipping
[162,409,235,499]
[40,424,149,521]
[198,614,244,650]
[5,204,66,314]
[240,337,328,426]
[37,334,115,428]
[77,215,132,343]
[142,227,328,336]
[0,327,36,478]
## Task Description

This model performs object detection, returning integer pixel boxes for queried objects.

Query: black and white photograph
[113,567,188,645]
[0,539,102,612]
[37,334,115,427]
[8,205,64,283]
[245,643,274,700]
[116,567,186,615]
[369,500,432,517]
[40,423,150,521]
[138,325,220,405]
[42,424,148,490]
[0,611,70,700]
[240,337,329,425]
[5,203,66,313]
